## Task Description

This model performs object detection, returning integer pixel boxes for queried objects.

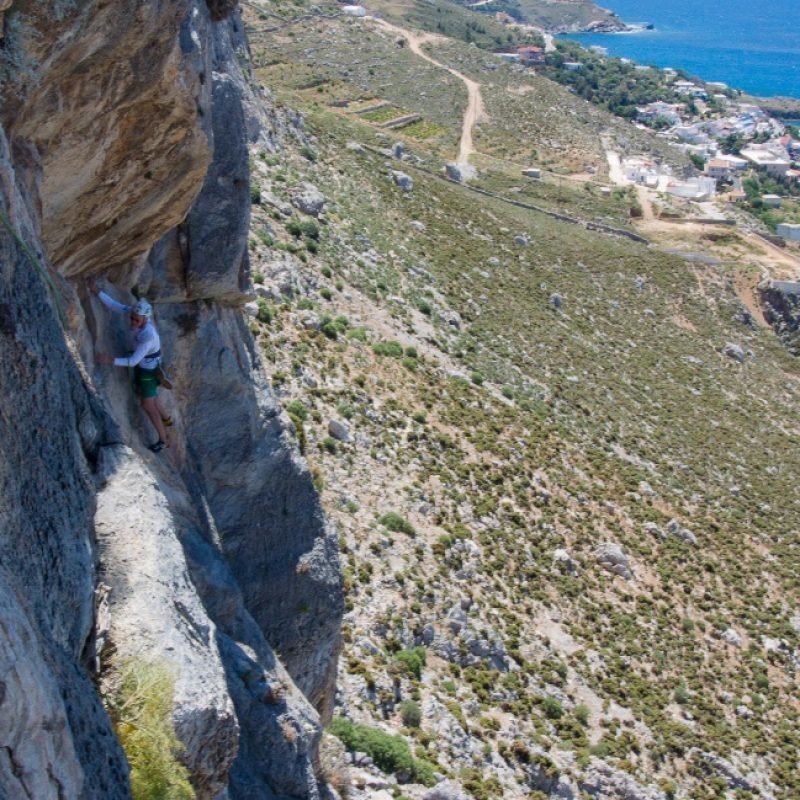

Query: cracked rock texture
[0,2,342,798]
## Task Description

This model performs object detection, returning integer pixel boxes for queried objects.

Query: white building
[762,194,782,208]
[666,176,717,200]
[706,158,734,179]
[777,223,800,241]
[342,5,366,16]
[741,148,791,178]
[622,157,660,186]
[674,125,709,144]
[673,80,708,99]
[637,101,683,126]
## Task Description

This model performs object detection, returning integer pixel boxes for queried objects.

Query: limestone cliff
[0,2,342,798]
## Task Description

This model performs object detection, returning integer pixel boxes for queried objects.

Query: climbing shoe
[162,416,174,427]
[148,440,166,453]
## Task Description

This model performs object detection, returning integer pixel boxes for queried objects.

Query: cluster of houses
[620,156,719,201]
[628,73,800,209]
[488,41,800,228]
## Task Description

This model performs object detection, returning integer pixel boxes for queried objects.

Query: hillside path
[373,18,486,168]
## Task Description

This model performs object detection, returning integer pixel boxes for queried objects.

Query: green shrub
[542,696,563,719]
[286,400,308,421]
[372,340,404,358]
[301,220,320,240]
[327,718,435,785]
[300,145,317,162]
[379,512,416,536]
[394,647,427,680]
[255,229,273,247]
[107,660,195,800]
[674,683,690,705]
[322,436,338,454]
[286,219,304,238]
[337,402,355,420]
[399,700,422,728]
[320,314,348,340]
[256,299,273,324]
[348,327,368,342]
[320,287,332,301]
[418,300,432,315]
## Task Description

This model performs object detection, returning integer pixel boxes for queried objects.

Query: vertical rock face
[0,126,130,797]
[1,2,342,798]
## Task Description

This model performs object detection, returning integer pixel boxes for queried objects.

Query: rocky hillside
[1,2,341,798]
[242,5,800,800]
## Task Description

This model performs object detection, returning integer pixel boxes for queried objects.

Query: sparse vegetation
[243,6,800,799]
[106,660,195,800]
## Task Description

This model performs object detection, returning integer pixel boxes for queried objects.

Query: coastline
[560,10,800,102]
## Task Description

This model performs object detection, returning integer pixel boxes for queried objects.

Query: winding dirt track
[374,19,486,166]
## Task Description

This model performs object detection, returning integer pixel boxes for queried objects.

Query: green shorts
[134,366,159,399]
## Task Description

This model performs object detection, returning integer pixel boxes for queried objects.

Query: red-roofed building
[517,46,545,66]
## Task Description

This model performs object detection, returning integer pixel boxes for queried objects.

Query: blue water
[563,0,800,99]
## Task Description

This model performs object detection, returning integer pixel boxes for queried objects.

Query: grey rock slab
[328,419,351,442]
[723,342,746,362]
[595,543,632,580]
[424,780,471,800]
[186,71,252,303]
[578,757,666,799]
[95,445,238,798]
[0,578,87,800]
[445,163,463,182]
[290,182,327,216]
[391,171,413,191]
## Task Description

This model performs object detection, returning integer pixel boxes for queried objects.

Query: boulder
[391,170,413,191]
[667,518,698,545]
[553,548,577,573]
[424,780,471,800]
[579,758,666,799]
[723,342,746,362]
[328,419,351,442]
[445,163,463,182]
[290,182,327,217]
[722,628,742,647]
[438,309,462,329]
[595,543,632,580]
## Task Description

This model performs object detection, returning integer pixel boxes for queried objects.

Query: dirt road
[374,19,486,168]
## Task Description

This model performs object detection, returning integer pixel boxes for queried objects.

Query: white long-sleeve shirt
[97,291,161,369]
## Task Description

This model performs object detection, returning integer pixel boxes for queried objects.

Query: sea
[562,0,800,100]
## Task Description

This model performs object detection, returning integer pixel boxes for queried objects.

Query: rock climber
[90,281,170,452]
